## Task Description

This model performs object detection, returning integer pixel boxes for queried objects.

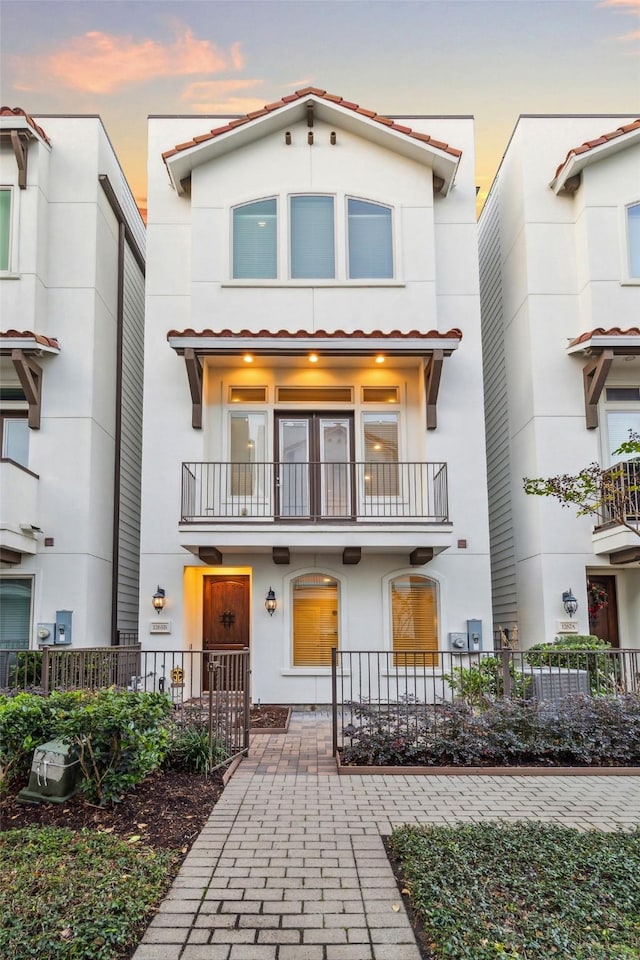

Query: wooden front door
[203,576,250,689]
[587,575,619,648]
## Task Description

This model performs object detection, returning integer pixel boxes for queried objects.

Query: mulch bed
[250,704,290,730]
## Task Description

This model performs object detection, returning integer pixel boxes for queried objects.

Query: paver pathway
[133,709,640,960]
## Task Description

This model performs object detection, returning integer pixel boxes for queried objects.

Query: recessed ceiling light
[308,353,319,363]
[375,354,385,364]
[243,354,254,363]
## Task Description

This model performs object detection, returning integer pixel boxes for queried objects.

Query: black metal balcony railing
[596,459,640,528]
[181,461,448,523]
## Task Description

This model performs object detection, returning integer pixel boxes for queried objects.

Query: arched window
[232,198,277,279]
[291,573,339,667]
[390,574,438,666]
[627,202,640,279]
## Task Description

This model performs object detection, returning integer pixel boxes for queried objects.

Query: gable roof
[162,87,462,196]
[551,118,640,194]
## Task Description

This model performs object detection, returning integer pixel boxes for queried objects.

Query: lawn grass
[0,826,176,960]
[390,821,640,960]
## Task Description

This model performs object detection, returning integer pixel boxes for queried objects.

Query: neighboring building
[140,87,492,703]
[0,108,145,654]
[479,115,640,648]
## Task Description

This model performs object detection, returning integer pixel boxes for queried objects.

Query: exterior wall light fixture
[562,588,578,618]
[265,587,277,616]
[152,586,166,614]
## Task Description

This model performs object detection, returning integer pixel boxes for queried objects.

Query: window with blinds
[232,199,277,279]
[290,196,335,279]
[0,188,11,272]
[292,574,339,667]
[363,413,399,497]
[0,578,32,650]
[627,202,640,279]
[348,199,393,279]
[391,575,438,667]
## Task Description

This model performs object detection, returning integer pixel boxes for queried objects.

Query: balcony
[181,461,448,524]
[0,459,39,563]
[592,460,640,564]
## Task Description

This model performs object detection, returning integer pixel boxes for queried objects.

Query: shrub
[55,689,173,805]
[443,656,531,707]
[165,721,229,774]
[341,694,640,767]
[0,826,174,960]
[390,822,640,960]
[7,649,43,689]
[525,635,617,694]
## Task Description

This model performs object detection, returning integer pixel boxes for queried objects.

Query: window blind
[628,204,640,278]
[233,199,277,279]
[348,199,393,279]
[0,189,11,272]
[0,579,31,650]
[290,196,335,279]
[292,575,338,666]
[391,575,438,667]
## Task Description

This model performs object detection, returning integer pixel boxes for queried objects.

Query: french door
[276,413,354,519]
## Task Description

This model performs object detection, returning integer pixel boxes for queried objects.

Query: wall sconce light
[152,586,166,615]
[562,588,578,618]
[265,587,277,616]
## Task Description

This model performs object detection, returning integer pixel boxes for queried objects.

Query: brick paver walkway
[133,710,640,960]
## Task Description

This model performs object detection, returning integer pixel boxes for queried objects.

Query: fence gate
[206,649,251,767]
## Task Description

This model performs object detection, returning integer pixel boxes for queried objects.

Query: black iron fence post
[331,647,338,757]
[501,649,512,698]
[41,646,50,695]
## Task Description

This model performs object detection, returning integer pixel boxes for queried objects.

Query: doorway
[276,413,354,519]
[203,575,250,689]
[587,575,619,647]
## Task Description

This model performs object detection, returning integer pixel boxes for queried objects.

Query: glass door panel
[278,419,310,517]
[319,418,351,517]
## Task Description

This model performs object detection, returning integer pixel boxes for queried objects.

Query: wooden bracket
[306,102,314,127]
[272,547,290,565]
[12,349,42,428]
[410,548,434,566]
[583,350,613,429]
[424,350,444,430]
[433,174,445,194]
[609,547,640,565]
[184,348,203,429]
[199,547,223,565]
[11,130,27,189]
[0,547,22,565]
[342,547,361,565]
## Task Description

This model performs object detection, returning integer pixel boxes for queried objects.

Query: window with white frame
[0,187,12,272]
[0,413,29,468]
[291,573,339,667]
[390,574,438,666]
[229,411,266,496]
[627,202,640,279]
[0,578,32,651]
[231,195,394,280]
[603,386,640,465]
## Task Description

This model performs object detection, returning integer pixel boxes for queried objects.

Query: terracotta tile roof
[1,329,60,350]
[568,327,640,347]
[167,327,463,342]
[0,106,50,144]
[161,87,463,162]
[554,119,640,179]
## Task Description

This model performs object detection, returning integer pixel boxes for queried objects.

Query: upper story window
[1,414,29,468]
[603,386,640,465]
[0,188,12,272]
[233,199,277,279]
[626,202,640,279]
[232,195,394,281]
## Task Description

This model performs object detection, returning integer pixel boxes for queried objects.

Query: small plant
[443,656,531,706]
[7,650,43,689]
[165,721,228,774]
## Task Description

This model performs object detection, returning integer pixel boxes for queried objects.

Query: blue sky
[1,0,638,209]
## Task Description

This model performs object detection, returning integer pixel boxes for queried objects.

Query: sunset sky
[1,0,638,211]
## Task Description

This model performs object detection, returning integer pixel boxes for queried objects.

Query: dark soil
[250,704,290,729]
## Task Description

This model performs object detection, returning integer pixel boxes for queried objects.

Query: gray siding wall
[479,191,518,631]
[117,242,144,631]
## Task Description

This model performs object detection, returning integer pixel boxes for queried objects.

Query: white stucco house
[0,108,145,656]
[140,87,492,703]
[479,115,640,649]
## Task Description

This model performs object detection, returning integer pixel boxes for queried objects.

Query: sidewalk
[133,709,640,960]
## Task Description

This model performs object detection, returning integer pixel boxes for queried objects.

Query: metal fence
[596,459,640,527]
[331,648,640,755]
[0,646,251,762]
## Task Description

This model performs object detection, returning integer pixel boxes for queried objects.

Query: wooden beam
[307,102,314,127]
[184,348,203,429]
[11,130,27,189]
[432,174,445,194]
[272,547,290,565]
[410,548,434,566]
[199,547,223,565]
[563,174,581,194]
[342,547,361,565]
[609,547,640,565]
[11,350,41,428]
[583,350,613,429]
[424,350,444,430]
[0,547,22,565]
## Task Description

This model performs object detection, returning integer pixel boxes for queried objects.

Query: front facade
[140,88,492,703]
[0,109,146,653]
[479,115,640,647]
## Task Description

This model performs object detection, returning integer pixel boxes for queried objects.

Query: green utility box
[18,739,82,805]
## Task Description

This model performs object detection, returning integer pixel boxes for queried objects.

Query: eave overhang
[566,328,640,429]
[1,108,52,189]
[1,330,60,429]
[550,119,640,195]
[163,92,462,197]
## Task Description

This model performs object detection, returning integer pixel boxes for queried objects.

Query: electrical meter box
[17,739,81,805]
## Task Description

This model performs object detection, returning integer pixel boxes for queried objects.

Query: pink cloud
[599,0,640,8]
[19,24,244,94]
[181,79,267,113]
